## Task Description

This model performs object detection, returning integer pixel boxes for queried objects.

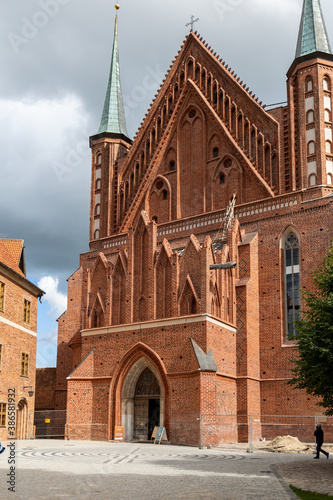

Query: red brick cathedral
[55,0,333,444]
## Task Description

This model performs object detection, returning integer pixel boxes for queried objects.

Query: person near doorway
[0,442,5,454]
[314,423,329,459]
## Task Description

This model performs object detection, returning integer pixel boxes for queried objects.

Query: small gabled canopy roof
[295,0,332,58]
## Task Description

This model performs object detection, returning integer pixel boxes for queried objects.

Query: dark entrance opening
[133,368,161,440]
[148,399,160,440]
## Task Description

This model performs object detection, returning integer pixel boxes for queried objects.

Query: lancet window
[284,232,300,340]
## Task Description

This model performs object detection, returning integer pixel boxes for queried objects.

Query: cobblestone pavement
[0,440,331,499]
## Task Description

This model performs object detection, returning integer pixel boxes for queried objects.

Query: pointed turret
[295,0,332,59]
[286,0,333,194]
[98,15,129,139]
[89,9,132,243]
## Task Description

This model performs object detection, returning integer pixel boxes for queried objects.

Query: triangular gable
[128,30,274,159]
[89,292,105,318]
[180,274,199,303]
[155,238,173,268]
[120,77,275,231]
[180,234,201,262]
[91,252,109,279]
[112,249,128,278]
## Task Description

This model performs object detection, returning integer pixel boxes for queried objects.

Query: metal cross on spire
[186,15,199,31]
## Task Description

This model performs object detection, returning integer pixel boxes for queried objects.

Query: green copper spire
[98,15,129,137]
[296,0,332,58]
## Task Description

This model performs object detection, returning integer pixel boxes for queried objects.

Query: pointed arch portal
[121,358,163,441]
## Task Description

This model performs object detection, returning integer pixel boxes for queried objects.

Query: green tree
[289,240,333,415]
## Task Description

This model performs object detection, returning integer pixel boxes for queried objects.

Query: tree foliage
[289,240,333,415]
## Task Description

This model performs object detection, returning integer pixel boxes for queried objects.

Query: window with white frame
[306,77,313,92]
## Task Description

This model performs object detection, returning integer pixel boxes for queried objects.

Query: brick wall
[35,368,56,411]
[0,269,40,441]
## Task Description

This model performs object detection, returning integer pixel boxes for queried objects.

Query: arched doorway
[16,399,28,439]
[133,368,160,440]
[121,358,163,441]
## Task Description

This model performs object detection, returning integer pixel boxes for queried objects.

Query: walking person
[314,423,329,459]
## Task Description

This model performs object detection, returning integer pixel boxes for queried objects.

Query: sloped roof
[0,239,25,277]
[295,0,332,58]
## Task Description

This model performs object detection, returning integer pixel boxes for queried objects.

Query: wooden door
[133,399,148,440]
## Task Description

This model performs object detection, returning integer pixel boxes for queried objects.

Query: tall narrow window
[306,110,314,124]
[309,174,317,186]
[307,141,315,155]
[323,77,330,91]
[285,233,300,340]
[0,403,6,427]
[23,299,31,325]
[169,160,176,171]
[0,282,4,312]
[306,77,313,92]
[21,353,29,377]
[0,344,2,370]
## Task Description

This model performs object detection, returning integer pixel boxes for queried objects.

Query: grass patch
[290,485,333,499]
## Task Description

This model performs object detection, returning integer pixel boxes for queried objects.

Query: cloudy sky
[1,0,333,367]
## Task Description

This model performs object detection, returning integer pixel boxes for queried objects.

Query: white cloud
[38,275,67,319]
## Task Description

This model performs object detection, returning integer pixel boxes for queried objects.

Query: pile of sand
[265,435,308,452]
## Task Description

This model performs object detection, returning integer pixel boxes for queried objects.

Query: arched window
[213,147,219,158]
[327,173,333,185]
[152,216,158,223]
[306,110,314,124]
[305,77,313,92]
[307,141,315,155]
[187,58,194,79]
[324,109,331,123]
[213,84,218,105]
[309,174,316,186]
[162,189,168,200]
[285,232,300,340]
[95,178,101,190]
[219,173,225,185]
[96,153,102,165]
[94,229,100,240]
[195,65,200,83]
[169,160,176,171]
[95,204,101,216]
[323,77,330,91]
[191,296,197,315]
[174,83,179,100]
[326,140,332,154]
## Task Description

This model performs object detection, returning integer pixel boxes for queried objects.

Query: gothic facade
[53,1,333,444]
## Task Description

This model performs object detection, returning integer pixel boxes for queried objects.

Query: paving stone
[0,440,329,499]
